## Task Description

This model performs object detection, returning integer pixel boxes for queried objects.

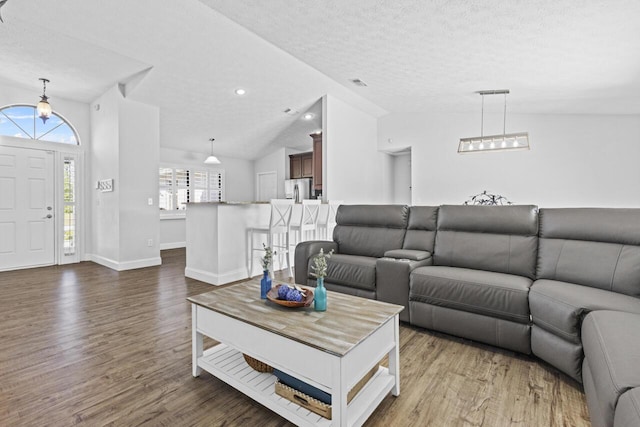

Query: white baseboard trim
[160,242,186,250]
[185,266,249,286]
[88,254,162,271]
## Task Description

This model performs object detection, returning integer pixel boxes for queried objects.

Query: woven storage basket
[274,364,380,420]
[243,354,273,373]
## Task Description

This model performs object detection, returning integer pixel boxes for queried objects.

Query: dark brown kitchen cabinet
[289,152,313,179]
[290,155,302,178]
[302,155,313,177]
[311,132,322,191]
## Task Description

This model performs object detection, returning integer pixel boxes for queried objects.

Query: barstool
[248,199,293,277]
[317,200,342,240]
[289,199,322,247]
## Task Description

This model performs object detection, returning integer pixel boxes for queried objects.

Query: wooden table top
[188,280,403,357]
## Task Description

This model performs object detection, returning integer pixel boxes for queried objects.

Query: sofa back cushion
[403,206,438,252]
[434,205,539,279]
[538,208,640,297]
[333,205,408,258]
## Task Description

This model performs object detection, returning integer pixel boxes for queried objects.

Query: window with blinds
[159,167,224,212]
[159,167,173,211]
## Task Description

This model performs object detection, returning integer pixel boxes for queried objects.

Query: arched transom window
[0,104,80,145]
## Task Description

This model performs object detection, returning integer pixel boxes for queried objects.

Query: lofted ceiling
[202,0,640,115]
[1,1,639,160]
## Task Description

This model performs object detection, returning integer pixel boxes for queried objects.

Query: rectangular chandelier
[458,132,530,153]
[458,89,530,154]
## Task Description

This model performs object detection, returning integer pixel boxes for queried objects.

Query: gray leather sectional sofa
[294,204,640,427]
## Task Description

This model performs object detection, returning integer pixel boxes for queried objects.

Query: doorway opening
[257,171,278,202]
[0,144,82,271]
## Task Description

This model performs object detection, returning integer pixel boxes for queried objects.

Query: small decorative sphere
[286,289,303,302]
[277,285,289,300]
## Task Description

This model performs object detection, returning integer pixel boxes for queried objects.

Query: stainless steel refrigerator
[284,178,312,203]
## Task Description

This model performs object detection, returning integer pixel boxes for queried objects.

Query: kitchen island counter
[185,202,271,285]
[185,201,332,285]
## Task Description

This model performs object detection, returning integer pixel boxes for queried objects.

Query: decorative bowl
[267,284,314,308]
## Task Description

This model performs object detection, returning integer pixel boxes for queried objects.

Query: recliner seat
[409,204,539,354]
[582,310,640,427]
[294,204,436,321]
[530,208,640,382]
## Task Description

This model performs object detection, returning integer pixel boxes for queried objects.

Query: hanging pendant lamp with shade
[36,78,52,124]
[204,138,221,164]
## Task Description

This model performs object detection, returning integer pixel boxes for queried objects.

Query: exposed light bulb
[489,141,496,149]
[479,142,485,150]
[501,139,507,148]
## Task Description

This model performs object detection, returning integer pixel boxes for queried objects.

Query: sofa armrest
[294,241,339,285]
[376,256,433,323]
[384,249,432,261]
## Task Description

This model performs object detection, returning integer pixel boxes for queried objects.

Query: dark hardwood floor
[0,249,590,426]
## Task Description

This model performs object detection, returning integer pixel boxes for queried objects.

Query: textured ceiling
[0,16,150,103]
[0,0,380,159]
[203,0,640,115]
[0,0,638,161]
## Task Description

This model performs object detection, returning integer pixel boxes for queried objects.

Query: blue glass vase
[260,270,272,299]
[314,277,327,311]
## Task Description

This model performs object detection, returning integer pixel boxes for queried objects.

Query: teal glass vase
[314,277,327,311]
[260,270,272,299]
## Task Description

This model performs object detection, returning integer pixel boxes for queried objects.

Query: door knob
[43,214,53,219]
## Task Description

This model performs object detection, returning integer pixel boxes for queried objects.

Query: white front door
[0,146,55,271]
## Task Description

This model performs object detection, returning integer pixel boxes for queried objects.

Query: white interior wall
[222,157,255,202]
[325,94,387,204]
[90,87,120,263]
[254,147,286,199]
[159,147,254,249]
[379,112,640,207]
[159,218,186,250]
[159,147,254,201]
[118,97,160,265]
[380,153,395,204]
[89,86,161,269]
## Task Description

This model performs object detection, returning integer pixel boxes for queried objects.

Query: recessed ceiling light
[234,88,246,96]
[303,113,315,120]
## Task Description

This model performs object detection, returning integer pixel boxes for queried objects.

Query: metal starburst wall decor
[464,190,513,206]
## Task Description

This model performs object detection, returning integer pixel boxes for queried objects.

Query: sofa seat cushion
[316,254,377,291]
[582,311,640,427]
[615,388,640,427]
[410,266,533,324]
[529,279,640,343]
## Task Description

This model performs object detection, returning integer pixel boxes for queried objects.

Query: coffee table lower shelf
[197,343,395,427]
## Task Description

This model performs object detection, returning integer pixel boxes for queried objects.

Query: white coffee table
[188,280,403,427]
